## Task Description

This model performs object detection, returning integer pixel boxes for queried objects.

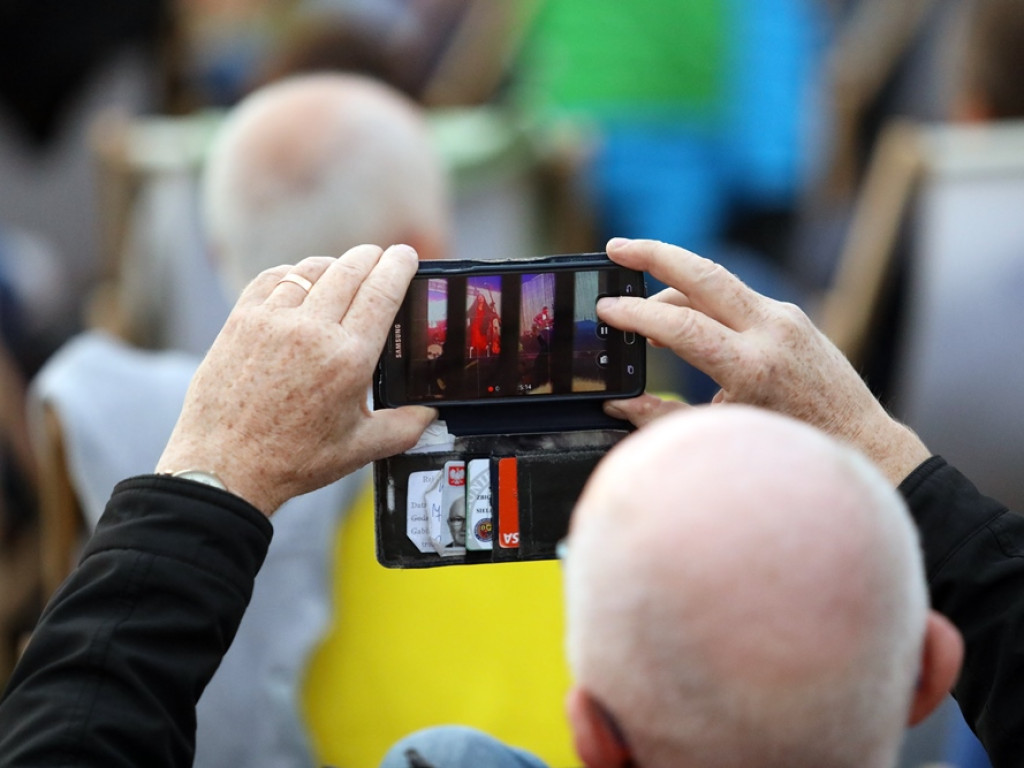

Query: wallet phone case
[372,253,645,568]
[372,400,632,568]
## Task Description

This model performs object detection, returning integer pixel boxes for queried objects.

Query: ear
[908,610,964,725]
[402,231,446,262]
[566,686,634,768]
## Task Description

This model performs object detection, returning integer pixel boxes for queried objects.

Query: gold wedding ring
[277,273,314,293]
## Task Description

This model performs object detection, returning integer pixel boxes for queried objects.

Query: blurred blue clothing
[379,726,549,768]
[722,0,827,209]
[947,710,993,768]
[591,125,728,255]
[522,0,827,253]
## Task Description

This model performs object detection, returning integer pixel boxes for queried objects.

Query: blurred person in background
[514,0,826,260]
[0,0,171,349]
[512,0,824,402]
[0,4,175,657]
[28,72,448,768]
[0,244,438,768]
[29,65,582,768]
[0,335,38,687]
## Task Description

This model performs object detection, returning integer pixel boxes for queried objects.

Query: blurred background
[1,1,1021,766]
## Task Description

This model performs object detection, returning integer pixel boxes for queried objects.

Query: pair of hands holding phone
[157,238,930,516]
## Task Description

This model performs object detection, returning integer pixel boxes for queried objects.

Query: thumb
[604,393,688,429]
[364,406,439,459]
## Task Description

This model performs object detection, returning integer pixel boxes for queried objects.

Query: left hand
[598,238,930,485]
[157,244,437,515]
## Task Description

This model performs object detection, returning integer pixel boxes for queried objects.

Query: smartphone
[378,253,646,407]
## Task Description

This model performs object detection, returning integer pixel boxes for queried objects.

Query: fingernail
[596,296,619,311]
[386,243,418,260]
[603,399,623,416]
[607,237,630,250]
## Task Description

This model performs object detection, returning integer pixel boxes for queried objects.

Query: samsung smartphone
[378,253,646,407]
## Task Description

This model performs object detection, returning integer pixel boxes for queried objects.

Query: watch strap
[163,468,229,492]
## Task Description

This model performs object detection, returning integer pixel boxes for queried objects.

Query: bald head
[202,73,449,295]
[564,406,929,768]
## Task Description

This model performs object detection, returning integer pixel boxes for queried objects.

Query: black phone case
[371,407,631,568]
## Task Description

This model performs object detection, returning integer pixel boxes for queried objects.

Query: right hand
[597,238,930,485]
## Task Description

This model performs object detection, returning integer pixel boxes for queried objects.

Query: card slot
[515,448,609,559]
[373,430,631,568]
[374,452,485,568]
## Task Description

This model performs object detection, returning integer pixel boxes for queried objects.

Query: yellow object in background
[303,482,577,767]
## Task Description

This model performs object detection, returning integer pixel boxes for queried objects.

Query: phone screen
[380,257,645,406]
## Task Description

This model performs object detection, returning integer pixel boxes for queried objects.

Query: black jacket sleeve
[900,456,1024,768]
[0,475,273,768]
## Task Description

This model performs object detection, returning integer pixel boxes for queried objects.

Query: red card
[497,457,520,548]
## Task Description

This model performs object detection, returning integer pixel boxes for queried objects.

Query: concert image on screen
[392,264,638,404]
[464,275,503,396]
[466,276,501,359]
[570,270,606,392]
[518,273,556,394]
[404,277,450,400]
[426,278,447,360]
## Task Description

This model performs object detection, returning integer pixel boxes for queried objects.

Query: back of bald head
[564,406,928,768]
[202,73,449,295]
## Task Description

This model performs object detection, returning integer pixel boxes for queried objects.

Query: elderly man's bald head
[564,406,931,768]
[203,73,449,295]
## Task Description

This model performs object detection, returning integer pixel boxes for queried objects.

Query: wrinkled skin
[157,244,436,515]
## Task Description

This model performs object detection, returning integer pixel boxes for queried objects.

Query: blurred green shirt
[517,0,726,122]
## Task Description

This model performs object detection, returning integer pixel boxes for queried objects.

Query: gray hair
[202,73,449,295]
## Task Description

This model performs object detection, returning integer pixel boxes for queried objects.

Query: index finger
[596,295,745,387]
[338,243,420,356]
[606,238,767,331]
